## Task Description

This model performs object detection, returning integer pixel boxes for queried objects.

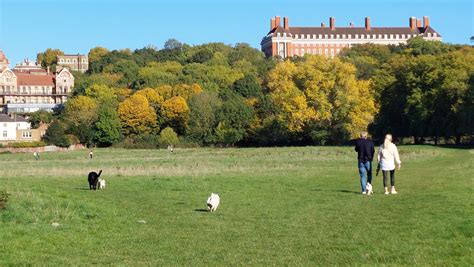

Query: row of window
[59,58,87,63]
[0,131,31,138]
[276,32,437,40]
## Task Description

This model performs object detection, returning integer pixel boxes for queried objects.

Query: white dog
[98,178,106,189]
[366,183,373,195]
[206,193,220,212]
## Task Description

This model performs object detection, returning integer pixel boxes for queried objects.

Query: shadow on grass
[313,188,361,195]
[194,209,208,212]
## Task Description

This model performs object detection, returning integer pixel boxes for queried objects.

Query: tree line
[33,38,473,148]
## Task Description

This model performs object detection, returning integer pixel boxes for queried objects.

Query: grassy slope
[0,146,472,265]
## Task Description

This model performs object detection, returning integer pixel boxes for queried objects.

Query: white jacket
[378,143,401,171]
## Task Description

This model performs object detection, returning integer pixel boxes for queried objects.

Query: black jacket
[355,138,375,163]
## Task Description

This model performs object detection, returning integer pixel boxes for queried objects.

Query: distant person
[377,134,401,194]
[89,150,93,159]
[33,151,40,160]
[355,131,375,194]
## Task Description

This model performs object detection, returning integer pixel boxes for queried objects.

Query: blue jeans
[358,161,372,192]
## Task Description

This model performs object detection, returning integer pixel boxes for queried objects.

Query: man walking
[354,131,375,194]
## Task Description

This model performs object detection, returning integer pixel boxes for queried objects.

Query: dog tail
[97,170,102,177]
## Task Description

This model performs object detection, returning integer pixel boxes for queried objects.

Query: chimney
[409,17,417,30]
[283,17,289,30]
[365,17,371,31]
[349,22,354,28]
[270,18,276,30]
[423,16,430,28]
[275,16,281,28]
[416,19,421,28]
[47,66,50,75]
[321,22,326,28]
[329,17,335,30]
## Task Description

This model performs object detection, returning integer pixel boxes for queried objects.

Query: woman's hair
[383,134,393,149]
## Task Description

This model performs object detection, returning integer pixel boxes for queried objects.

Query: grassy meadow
[0,146,472,265]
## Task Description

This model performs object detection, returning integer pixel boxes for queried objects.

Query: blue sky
[0,0,472,66]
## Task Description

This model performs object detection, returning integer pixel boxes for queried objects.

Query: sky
[0,0,473,66]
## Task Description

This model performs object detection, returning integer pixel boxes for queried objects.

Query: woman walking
[377,134,401,194]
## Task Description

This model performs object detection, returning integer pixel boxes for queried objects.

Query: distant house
[0,114,47,144]
[57,54,89,73]
[0,50,75,114]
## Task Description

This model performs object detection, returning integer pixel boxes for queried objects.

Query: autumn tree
[160,96,189,135]
[118,94,157,136]
[268,55,377,144]
[62,96,99,145]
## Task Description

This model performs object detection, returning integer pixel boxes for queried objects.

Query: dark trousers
[382,170,395,187]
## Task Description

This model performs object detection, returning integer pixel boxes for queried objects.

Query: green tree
[158,127,179,147]
[186,91,221,145]
[232,74,262,98]
[94,102,122,146]
[28,110,53,129]
[36,48,64,72]
[42,121,70,147]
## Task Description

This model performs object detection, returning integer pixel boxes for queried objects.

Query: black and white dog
[88,170,102,190]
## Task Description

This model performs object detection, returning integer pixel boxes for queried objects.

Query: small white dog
[98,178,106,189]
[206,193,220,212]
[366,183,373,195]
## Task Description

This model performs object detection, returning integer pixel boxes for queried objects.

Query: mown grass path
[0,146,472,265]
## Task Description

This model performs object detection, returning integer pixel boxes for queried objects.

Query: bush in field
[158,127,179,147]
[42,121,71,148]
[0,190,10,210]
[8,141,46,148]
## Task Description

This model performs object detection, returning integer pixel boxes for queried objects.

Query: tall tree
[36,48,64,72]
[118,94,157,136]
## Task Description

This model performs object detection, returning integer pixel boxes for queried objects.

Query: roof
[0,114,28,123]
[14,72,55,86]
[268,25,442,38]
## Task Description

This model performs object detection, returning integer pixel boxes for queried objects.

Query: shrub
[0,190,10,210]
[115,134,160,149]
[158,127,179,147]
[8,141,47,148]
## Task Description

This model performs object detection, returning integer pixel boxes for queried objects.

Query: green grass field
[0,146,472,265]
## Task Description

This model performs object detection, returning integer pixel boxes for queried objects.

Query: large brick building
[261,16,442,58]
[0,50,74,113]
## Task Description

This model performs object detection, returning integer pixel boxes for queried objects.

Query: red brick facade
[261,16,442,58]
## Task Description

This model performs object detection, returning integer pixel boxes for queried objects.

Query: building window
[319,48,322,54]
[301,49,305,55]
[401,34,405,39]
[342,34,346,39]
[2,123,6,127]
[295,49,299,55]
[2,131,7,138]
[325,49,329,56]
[295,34,298,39]
[22,131,32,138]
[312,49,316,54]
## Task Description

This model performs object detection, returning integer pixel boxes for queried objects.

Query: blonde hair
[360,131,368,139]
[383,134,393,149]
